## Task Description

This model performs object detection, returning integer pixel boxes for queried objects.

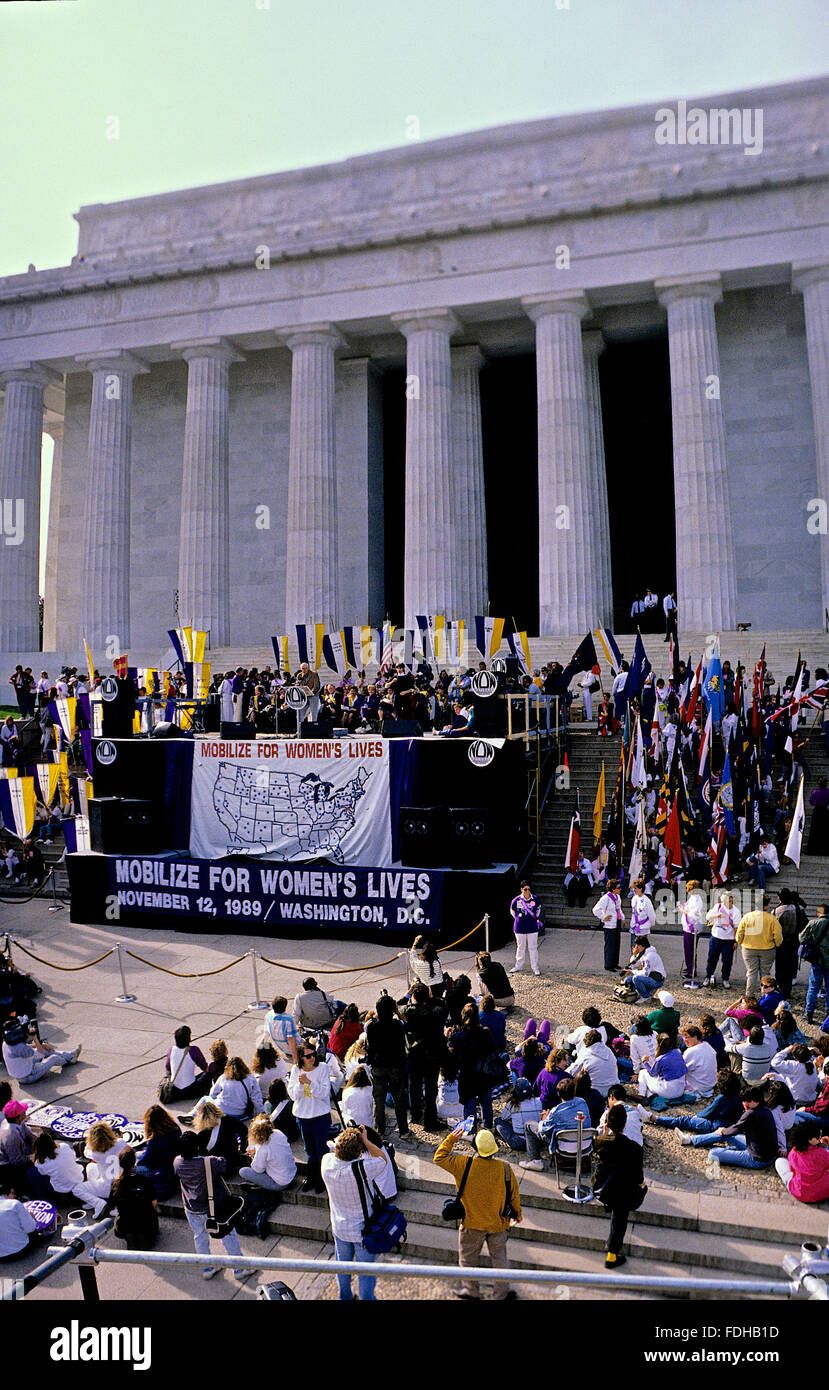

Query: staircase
[156,1148,825,1298]
[535,721,829,928]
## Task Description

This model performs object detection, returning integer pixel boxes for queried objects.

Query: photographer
[320,1124,388,1302]
[2,1017,81,1084]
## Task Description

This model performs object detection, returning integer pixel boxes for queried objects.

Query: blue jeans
[184,1207,245,1275]
[463,1092,493,1128]
[806,964,829,1017]
[334,1235,377,1300]
[628,973,662,999]
[19,1051,75,1083]
[299,1112,332,1184]
[709,1136,772,1169]
[493,1116,527,1151]
[748,861,776,891]
[654,1115,716,1134]
[705,938,734,981]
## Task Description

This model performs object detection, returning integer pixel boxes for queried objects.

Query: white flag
[784,774,806,868]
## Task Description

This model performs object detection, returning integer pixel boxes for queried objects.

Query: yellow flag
[593,762,606,847]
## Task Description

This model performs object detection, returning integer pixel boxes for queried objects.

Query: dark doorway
[480,354,538,633]
[598,337,675,632]
[381,367,406,623]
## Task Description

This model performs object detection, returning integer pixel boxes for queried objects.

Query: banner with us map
[189,737,393,865]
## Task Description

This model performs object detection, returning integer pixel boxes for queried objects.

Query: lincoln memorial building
[1,75,828,665]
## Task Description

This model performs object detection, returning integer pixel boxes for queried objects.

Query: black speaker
[382,719,422,738]
[202,697,220,733]
[88,798,160,854]
[448,806,491,869]
[15,718,42,763]
[151,721,189,739]
[100,677,136,739]
[399,806,447,867]
[221,721,256,739]
[470,694,507,736]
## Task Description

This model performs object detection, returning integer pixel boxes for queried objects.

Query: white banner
[189,737,393,865]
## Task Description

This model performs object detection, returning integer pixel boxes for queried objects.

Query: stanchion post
[484,914,490,954]
[114,943,137,1003]
[47,867,64,914]
[77,1262,101,1302]
[247,949,268,1011]
[562,1109,593,1204]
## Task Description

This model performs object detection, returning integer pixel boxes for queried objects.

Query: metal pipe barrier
[8,1239,826,1302]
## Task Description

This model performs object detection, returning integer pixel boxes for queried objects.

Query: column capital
[281,323,346,352]
[521,291,591,323]
[170,337,244,365]
[792,262,829,294]
[0,362,60,390]
[582,330,606,359]
[76,349,150,377]
[391,308,459,339]
[654,273,722,308]
[451,344,486,372]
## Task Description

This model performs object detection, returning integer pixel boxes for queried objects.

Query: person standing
[173,1131,248,1280]
[365,994,410,1140]
[287,1043,333,1194]
[508,881,542,976]
[663,592,677,643]
[592,1105,647,1268]
[434,1124,521,1301]
[773,889,801,1001]
[321,1125,389,1302]
[736,895,783,1000]
[704,891,739,988]
[592,879,625,971]
[680,881,706,984]
[799,905,829,1024]
[629,880,655,953]
[402,984,448,1132]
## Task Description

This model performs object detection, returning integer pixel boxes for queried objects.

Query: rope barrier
[0,872,54,906]
[10,941,116,972]
[121,948,249,979]
[437,918,486,953]
[257,949,405,973]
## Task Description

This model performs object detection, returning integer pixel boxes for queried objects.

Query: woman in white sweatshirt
[288,1045,332,1194]
[767,1045,821,1104]
[32,1130,100,1208]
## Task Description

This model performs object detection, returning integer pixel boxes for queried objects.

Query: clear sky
[1,0,827,279]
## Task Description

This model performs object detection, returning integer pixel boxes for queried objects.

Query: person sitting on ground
[477,995,507,1052]
[164,1025,209,1101]
[706,1085,780,1170]
[698,1013,727,1064]
[535,1049,571,1108]
[509,1037,546,1086]
[134,1106,182,1200]
[251,1043,287,1097]
[263,996,299,1066]
[757,976,785,1024]
[645,1068,743,1141]
[436,1064,464,1124]
[32,1128,100,1206]
[83,1122,130,1217]
[574,1070,606,1126]
[727,1025,775,1084]
[637,1033,687,1104]
[680,1025,719,1098]
[772,1005,808,1052]
[193,1101,247,1177]
[775,1126,829,1203]
[646,992,680,1048]
[765,1044,820,1105]
[103,1148,159,1250]
[444,974,473,1028]
[238,1113,297,1192]
[629,1016,657,1072]
[494,1077,543,1151]
[1,1017,81,1084]
[0,1100,50,1198]
[328,1004,363,1061]
[343,1036,370,1080]
[567,1006,610,1051]
[763,1078,798,1154]
[568,1029,619,1097]
[598,1084,644,1146]
[0,1196,38,1261]
[520,1077,591,1171]
[205,1056,263,1121]
[292,977,338,1031]
[340,1066,374,1128]
[264,1078,300,1141]
[620,937,666,1000]
[204,1038,229,1087]
[474,952,514,1011]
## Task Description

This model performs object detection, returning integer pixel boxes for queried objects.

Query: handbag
[239,1080,255,1120]
[353,1160,407,1254]
[442,1157,473,1222]
[158,1047,190,1104]
[500,1162,519,1223]
[203,1155,244,1238]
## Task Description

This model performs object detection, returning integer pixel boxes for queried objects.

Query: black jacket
[592,1133,645,1209]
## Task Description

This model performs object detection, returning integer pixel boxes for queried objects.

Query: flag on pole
[698,711,712,782]
[708,800,730,886]
[785,774,806,867]
[271,635,289,675]
[82,632,95,680]
[626,633,652,704]
[683,656,703,728]
[167,629,187,668]
[49,697,77,747]
[630,718,647,793]
[342,627,359,671]
[560,632,599,689]
[702,641,725,724]
[34,762,60,807]
[664,797,682,875]
[322,631,348,677]
[378,621,393,675]
[718,746,736,837]
[565,793,581,874]
[0,776,36,841]
[474,615,505,661]
[629,797,647,883]
[594,628,623,675]
[506,630,532,675]
[593,763,606,846]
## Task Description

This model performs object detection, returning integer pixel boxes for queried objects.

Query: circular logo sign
[284,686,308,710]
[100,675,119,702]
[468,738,495,769]
[471,670,498,698]
[95,739,117,766]
[491,657,508,675]
[51,1111,128,1141]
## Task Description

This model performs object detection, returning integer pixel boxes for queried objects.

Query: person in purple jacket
[508,881,542,976]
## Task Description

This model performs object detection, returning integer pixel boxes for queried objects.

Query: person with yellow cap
[433,1121,522,1300]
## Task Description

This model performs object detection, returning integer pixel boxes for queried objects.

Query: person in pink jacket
[775,1127,829,1203]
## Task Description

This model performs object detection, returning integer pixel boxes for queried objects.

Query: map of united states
[212,762,372,860]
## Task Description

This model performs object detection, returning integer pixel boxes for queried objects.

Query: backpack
[236,1190,281,1239]
[353,1160,408,1254]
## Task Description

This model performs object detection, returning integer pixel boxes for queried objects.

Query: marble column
[173,339,241,646]
[283,324,342,633]
[655,274,737,632]
[391,309,458,628]
[522,292,602,635]
[792,262,829,619]
[0,365,55,651]
[451,345,488,623]
[78,352,148,650]
[583,331,613,628]
[42,420,64,652]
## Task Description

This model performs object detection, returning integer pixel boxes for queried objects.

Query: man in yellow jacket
[736,894,783,997]
[434,1123,522,1300]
